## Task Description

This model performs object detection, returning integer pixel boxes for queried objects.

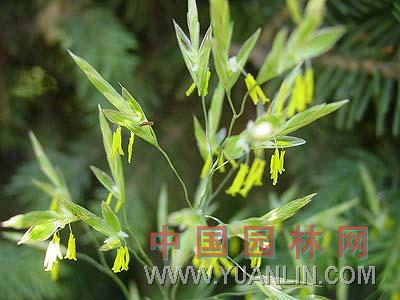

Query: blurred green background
[0,0,399,299]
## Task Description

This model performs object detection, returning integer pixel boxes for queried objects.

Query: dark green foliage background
[0,0,399,299]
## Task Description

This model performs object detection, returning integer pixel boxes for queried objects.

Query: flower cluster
[111,126,135,164]
[44,232,77,273]
[112,246,130,273]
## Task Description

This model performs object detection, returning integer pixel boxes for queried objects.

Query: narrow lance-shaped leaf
[297,26,345,59]
[69,51,131,113]
[228,194,315,238]
[90,166,120,199]
[29,132,62,188]
[18,222,58,244]
[276,100,349,136]
[257,29,289,84]
[99,108,125,205]
[193,115,209,160]
[101,202,122,232]
[208,83,225,139]
[1,211,62,229]
[103,109,158,146]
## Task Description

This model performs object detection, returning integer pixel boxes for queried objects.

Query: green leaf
[358,163,380,216]
[29,132,62,188]
[157,184,168,232]
[99,236,121,251]
[90,166,119,198]
[233,28,261,85]
[68,51,131,113]
[297,26,345,59]
[99,108,125,204]
[18,222,58,244]
[287,0,326,49]
[229,194,315,238]
[276,100,349,136]
[193,115,208,160]
[261,193,315,221]
[208,83,225,139]
[1,211,61,229]
[103,109,158,146]
[224,136,246,160]
[60,200,117,237]
[256,136,306,149]
[255,282,296,300]
[210,0,230,58]
[101,201,121,232]
[286,0,302,23]
[257,29,289,84]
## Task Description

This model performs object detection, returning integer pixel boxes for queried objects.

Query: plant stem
[227,91,237,116]
[201,95,213,158]
[158,145,192,209]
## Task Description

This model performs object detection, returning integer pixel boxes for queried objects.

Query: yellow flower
[127,131,135,164]
[250,256,262,268]
[287,68,314,117]
[270,148,285,185]
[226,164,249,196]
[64,233,77,261]
[50,261,59,281]
[111,127,124,157]
[239,158,266,197]
[192,255,235,278]
[112,247,130,273]
[244,73,269,105]
[44,233,63,272]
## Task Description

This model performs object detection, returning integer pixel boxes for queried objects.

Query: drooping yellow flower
[50,261,59,281]
[44,233,63,272]
[122,246,130,271]
[250,256,262,268]
[270,148,285,185]
[244,73,269,105]
[229,160,238,169]
[111,127,124,157]
[112,246,130,273]
[127,131,135,164]
[239,158,266,197]
[200,156,212,178]
[287,75,306,117]
[64,233,77,261]
[287,68,314,117]
[226,164,249,196]
[253,159,266,187]
[192,255,235,278]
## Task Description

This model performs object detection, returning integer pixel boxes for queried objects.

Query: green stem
[158,145,193,209]
[201,95,213,158]
[227,91,237,116]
